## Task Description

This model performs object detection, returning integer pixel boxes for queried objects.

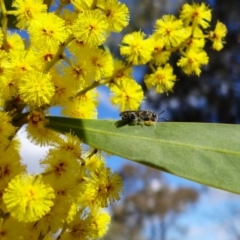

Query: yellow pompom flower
[5,32,25,53]
[93,210,111,238]
[63,58,92,85]
[87,48,113,80]
[0,50,14,82]
[61,97,98,119]
[41,149,81,188]
[155,15,186,48]
[0,217,24,240]
[110,78,144,111]
[111,59,133,83]
[177,49,209,76]
[184,27,205,50]
[60,8,78,35]
[0,77,19,101]
[26,110,60,146]
[34,45,59,68]
[50,74,76,106]
[61,213,98,240]
[97,0,130,32]
[28,13,68,48]
[0,112,16,149]
[36,189,77,233]
[3,174,55,222]
[0,50,18,100]
[66,202,78,224]
[72,10,109,47]
[20,224,53,240]
[120,31,154,65]
[10,49,35,78]
[209,21,227,51]
[84,150,105,172]
[107,59,133,88]
[0,139,25,189]
[144,64,177,93]
[83,167,123,207]
[18,70,55,107]
[72,0,94,10]
[186,37,205,50]
[27,110,49,130]
[78,87,99,107]
[62,88,99,119]
[150,34,171,65]
[53,132,82,159]
[67,39,94,58]
[180,3,211,29]
[12,0,47,29]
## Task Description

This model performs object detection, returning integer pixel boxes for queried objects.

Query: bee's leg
[137,119,144,128]
[133,119,139,127]
[144,120,157,127]
[128,119,136,126]
[144,120,151,126]
[131,119,140,127]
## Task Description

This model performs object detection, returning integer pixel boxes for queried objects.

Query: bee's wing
[120,110,131,116]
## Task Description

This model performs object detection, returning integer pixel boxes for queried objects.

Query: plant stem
[75,63,132,97]
[44,35,74,73]
[0,0,9,52]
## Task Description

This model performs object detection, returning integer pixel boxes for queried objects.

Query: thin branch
[0,0,9,51]
[43,0,52,9]
[44,35,74,73]
[75,63,132,97]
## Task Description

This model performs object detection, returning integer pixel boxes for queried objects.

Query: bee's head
[151,112,158,122]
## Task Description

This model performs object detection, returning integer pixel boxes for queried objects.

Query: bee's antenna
[158,110,169,121]
[158,110,165,116]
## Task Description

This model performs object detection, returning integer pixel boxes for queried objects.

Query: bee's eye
[151,112,158,121]
[151,113,156,118]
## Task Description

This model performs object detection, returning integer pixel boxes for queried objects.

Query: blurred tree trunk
[105,164,199,240]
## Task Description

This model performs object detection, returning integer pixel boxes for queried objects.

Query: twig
[44,35,74,73]
[0,0,9,52]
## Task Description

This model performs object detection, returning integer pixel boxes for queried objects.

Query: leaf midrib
[57,123,240,156]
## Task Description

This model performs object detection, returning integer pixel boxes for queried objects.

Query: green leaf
[47,117,240,194]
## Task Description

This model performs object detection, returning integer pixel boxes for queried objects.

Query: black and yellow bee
[119,110,165,126]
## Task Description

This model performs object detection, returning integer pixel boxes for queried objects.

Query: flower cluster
[0,0,226,239]
[121,3,227,94]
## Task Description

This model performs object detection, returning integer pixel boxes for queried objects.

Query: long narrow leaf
[47,117,240,194]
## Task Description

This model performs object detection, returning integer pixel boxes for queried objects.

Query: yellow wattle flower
[177,48,209,76]
[180,2,212,29]
[209,21,227,51]
[144,64,177,93]
[110,77,144,111]
[120,31,154,65]
[72,10,109,47]
[12,0,47,29]
[97,0,130,32]
[18,70,55,107]
[28,13,68,48]
[3,174,55,222]
[155,15,186,48]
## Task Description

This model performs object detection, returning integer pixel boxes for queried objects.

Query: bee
[120,110,165,126]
